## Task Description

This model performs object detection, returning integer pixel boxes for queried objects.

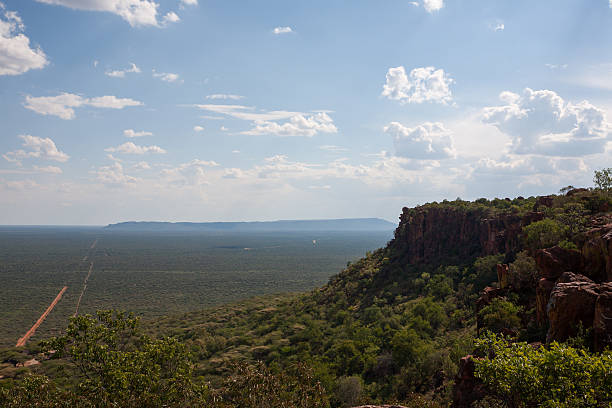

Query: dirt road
[74,261,93,317]
[16,286,68,347]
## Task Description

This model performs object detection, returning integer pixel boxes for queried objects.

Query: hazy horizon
[1,0,611,224]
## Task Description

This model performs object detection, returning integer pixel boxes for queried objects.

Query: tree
[41,310,206,407]
[478,298,522,334]
[593,168,612,196]
[474,333,612,408]
[523,219,566,250]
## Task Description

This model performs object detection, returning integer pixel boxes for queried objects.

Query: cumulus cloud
[195,104,338,137]
[384,122,456,160]
[242,113,338,137]
[34,0,169,27]
[161,159,220,187]
[193,125,204,132]
[273,26,293,34]
[206,94,245,100]
[482,88,611,156]
[162,11,179,25]
[181,0,197,5]
[105,62,140,78]
[24,92,142,119]
[423,0,444,13]
[3,135,69,164]
[96,161,139,185]
[153,70,181,82]
[133,161,151,170]
[0,4,48,75]
[382,66,454,104]
[105,142,166,154]
[493,23,504,31]
[124,129,152,138]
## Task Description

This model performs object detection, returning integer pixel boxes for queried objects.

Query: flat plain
[0,226,392,347]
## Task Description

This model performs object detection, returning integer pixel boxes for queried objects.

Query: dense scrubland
[1,170,611,407]
[0,230,391,347]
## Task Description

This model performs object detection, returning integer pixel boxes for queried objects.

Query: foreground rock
[546,273,612,350]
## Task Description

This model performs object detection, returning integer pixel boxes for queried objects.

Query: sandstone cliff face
[391,206,543,265]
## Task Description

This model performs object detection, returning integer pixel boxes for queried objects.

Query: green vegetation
[0,229,390,347]
[2,180,612,407]
[593,168,612,196]
[474,334,612,408]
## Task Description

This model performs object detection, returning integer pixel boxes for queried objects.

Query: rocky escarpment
[391,205,543,265]
[453,202,612,407]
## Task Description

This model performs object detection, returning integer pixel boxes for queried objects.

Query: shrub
[474,334,612,407]
[523,219,566,250]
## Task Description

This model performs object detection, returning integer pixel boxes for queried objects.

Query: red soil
[16,286,68,347]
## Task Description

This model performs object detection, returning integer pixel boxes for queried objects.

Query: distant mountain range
[105,218,396,232]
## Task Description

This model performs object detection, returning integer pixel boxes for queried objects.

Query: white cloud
[273,26,293,34]
[382,66,454,104]
[153,70,181,82]
[181,0,197,5]
[105,62,140,78]
[5,179,39,191]
[195,104,338,137]
[33,165,62,174]
[105,142,166,154]
[160,159,220,186]
[206,94,245,100]
[482,88,611,157]
[423,0,444,13]
[96,161,139,185]
[242,112,338,137]
[493,23,504,31]
[162,11,179,25]
[35,0,165,27]
[384,121,456,159]
[24,92,142,119]
[220,126,228,131]
[545,63,568,70]
[319,145,348,152]
[0,4,48,75]
[193,125,204,132]
[124,129,152,138]
[4,135,69,164]
[133,161,151,170]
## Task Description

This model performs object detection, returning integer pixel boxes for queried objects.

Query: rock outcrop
[546,273,612,350]
[535,246,584,280]
[581,224,612,282]
[452,356,484,408]
[392,206,543,265]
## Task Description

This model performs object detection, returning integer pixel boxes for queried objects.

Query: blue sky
[1,0,611,224]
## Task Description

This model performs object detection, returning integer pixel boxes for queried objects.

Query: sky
[0,0,611,225]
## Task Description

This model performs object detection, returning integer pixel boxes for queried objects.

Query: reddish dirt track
[16,286,68,347]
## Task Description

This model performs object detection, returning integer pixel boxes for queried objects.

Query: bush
[523,219,566,250]
[478,298,521,334]
[474,334,612,407]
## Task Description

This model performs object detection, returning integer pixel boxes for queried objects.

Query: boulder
[452,355,484,408]
[536,278,556,324]
[546,278,600,342]
[566,188,589,197]
[593,283,612,352]
[535,246,584,280]
[582,224,612,282]
[534,195,554,210]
